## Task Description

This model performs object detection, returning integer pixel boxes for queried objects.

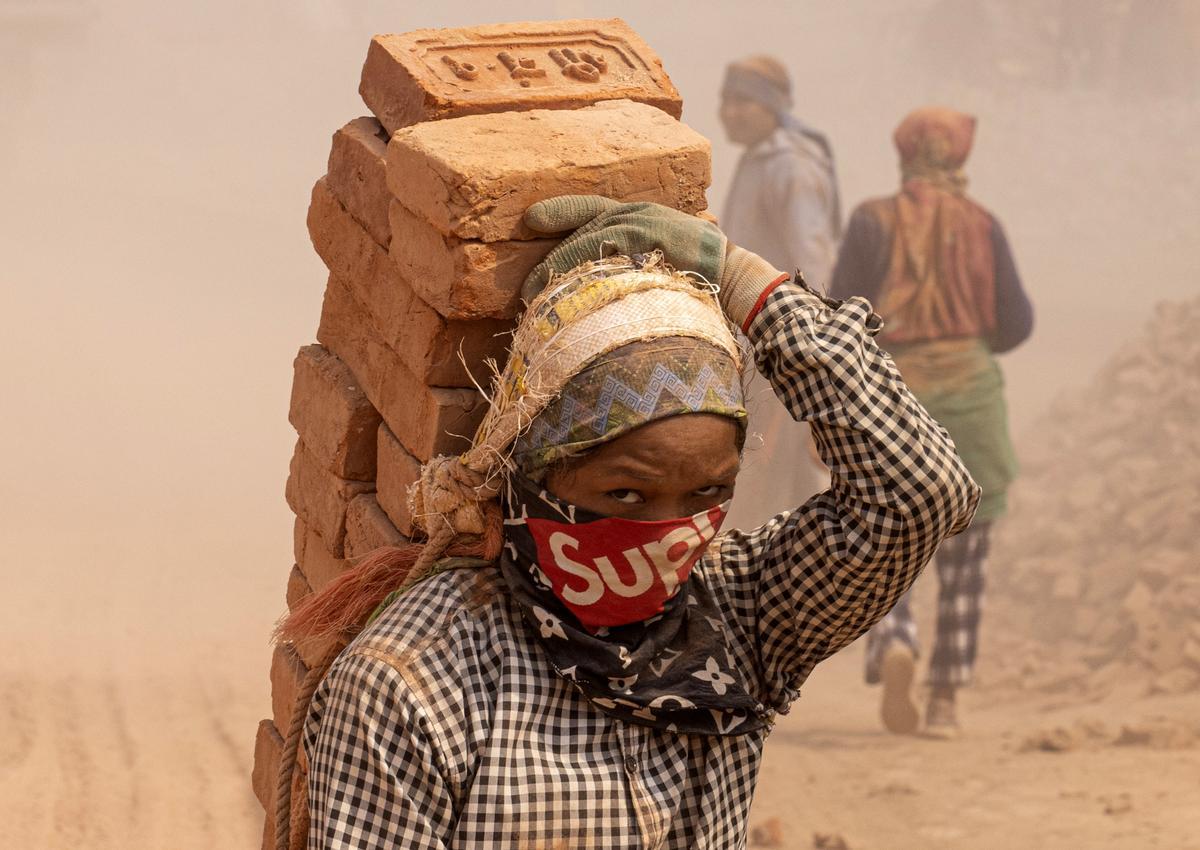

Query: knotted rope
[409,450,504,540]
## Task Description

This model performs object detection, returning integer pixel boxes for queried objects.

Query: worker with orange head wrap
[830,106,1034,738]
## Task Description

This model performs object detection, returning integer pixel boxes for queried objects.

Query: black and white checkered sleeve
[717,281,981,706]
[305,649,456,849]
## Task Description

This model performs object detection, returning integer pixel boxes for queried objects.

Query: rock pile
[985,295,1200,698]
[248,18,713,850]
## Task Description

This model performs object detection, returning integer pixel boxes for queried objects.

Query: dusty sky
[1,0,1196,672]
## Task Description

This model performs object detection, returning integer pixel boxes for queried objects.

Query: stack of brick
[252,18,713,849]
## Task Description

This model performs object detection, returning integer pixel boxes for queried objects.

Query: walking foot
[879,644,920,734]
[921,691,961,740]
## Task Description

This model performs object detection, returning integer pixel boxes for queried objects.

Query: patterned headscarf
[514,336,746,481]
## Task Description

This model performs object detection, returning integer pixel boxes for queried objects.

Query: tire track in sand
[0,665,263,849]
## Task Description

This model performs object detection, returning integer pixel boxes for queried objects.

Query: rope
[408,453,502,539]
[395,523,458,592]
[275,637,345,850]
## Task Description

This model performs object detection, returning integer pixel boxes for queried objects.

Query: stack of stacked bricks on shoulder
[256,18,712,848]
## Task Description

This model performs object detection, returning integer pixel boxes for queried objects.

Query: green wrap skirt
[888,338,1017,522]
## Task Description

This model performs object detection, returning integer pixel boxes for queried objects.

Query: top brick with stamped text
[359,18,682,134]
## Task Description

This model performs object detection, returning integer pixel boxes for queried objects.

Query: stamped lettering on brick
[548,46,606,82]
[360,19,682,133]
[440,54,479,81]
[427,34,640,94]
[495,50,547,86]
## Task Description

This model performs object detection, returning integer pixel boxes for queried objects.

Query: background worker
[717,55,842,527]
[830,106,1034,738]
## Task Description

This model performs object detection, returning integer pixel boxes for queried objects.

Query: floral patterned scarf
[500,474,772,736]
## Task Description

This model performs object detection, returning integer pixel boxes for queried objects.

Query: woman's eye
[693,485,725,498]
[607,489,645,505]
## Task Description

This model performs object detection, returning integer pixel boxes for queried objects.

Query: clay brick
[388,99,710,242]
[326,117,392,248]
[271,643,310,735]
[308,178,512,386]
[294,519,350,594]
[286,564,312,611]
[289,345,380,482]
[376,423,423,537]
[252,718,284,809]
[296,633,344,673]
[345,493,408,558]
[307,177,404,339]
[292,517,305,568]
[252,721,310,850]
[284,438,373,556]
[389,199,555,320]
[284,534,346,670]
[359,18,682,135]
[316,274,487,460]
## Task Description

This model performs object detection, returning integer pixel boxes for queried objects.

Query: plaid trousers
[864,521,991,687]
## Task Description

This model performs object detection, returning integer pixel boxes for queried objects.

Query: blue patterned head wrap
[513,337,747,481]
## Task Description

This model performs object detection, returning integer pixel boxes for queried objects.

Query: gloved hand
[522,196,726,298]
[522,195,787,329]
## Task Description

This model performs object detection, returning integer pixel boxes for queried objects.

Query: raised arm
[715,277,980,706]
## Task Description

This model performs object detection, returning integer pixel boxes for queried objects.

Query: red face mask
[524,504,728,630]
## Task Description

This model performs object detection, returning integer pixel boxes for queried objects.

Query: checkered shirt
[304,282,980,849]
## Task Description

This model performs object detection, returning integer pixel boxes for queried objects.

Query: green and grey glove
[522,195,725,295]
[522,195,787,329]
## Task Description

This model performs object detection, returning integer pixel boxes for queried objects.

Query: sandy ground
[751,643,1200,850]
[0,659,267,850]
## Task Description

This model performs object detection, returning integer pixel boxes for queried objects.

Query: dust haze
[1,1,1196,847]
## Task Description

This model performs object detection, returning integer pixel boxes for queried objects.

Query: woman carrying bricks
[286,196,979,848]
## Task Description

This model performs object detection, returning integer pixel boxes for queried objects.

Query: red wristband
[740,273,791,334]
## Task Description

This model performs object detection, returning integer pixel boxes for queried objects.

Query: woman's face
[545,414,741,522]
